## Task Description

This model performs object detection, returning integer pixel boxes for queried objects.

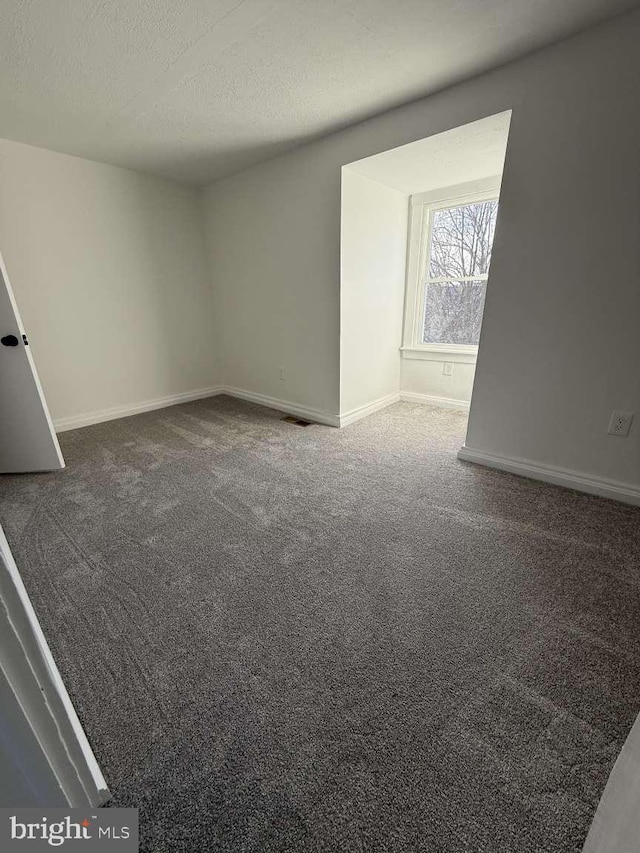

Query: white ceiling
[346,111,512,195]
[0,0,637,186]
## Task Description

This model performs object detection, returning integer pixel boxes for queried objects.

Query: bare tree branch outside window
[422,200,498,345]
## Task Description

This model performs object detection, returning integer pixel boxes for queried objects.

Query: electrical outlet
[442,362,454,377]
[278,365,285,382]
[607,410,634,437]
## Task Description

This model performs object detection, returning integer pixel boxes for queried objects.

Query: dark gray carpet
[1,395,640,852]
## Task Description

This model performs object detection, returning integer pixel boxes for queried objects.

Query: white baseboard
[399,391,470,411]
[220,386,340,427]
[339,393,400,427]
[54,384,340,433]
[55,386,473,434]
[457,445,640,507]
[54,386,224,432]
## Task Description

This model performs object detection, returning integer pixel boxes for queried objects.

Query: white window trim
[401,176,501,360]
[399,345,477,364]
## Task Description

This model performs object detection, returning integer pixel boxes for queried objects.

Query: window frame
[401,180,501,361]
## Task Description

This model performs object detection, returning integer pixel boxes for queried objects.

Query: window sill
[400,346,477,364]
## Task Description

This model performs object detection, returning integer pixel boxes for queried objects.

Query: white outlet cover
[442,362,454,376]
[607,410,634,437]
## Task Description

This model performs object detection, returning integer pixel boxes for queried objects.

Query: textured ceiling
[347,112,511,194]
[0,0,637,185]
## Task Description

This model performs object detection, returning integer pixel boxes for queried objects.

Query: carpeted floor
[1,395,640,852]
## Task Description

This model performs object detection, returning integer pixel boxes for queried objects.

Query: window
[403,187,499,357]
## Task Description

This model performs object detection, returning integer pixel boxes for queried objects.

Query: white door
[0,523,109,806]
[0,249,64,472]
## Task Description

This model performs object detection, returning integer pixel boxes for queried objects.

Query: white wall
[340,170,407,416]
[400,357,476,407]
[464,35,640,485]
[202,148,342,418]
[202,9,640,492]
[0,140,217,428]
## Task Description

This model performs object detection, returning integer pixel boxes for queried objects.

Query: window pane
[422,280,486,345]
[428,200,498,279]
